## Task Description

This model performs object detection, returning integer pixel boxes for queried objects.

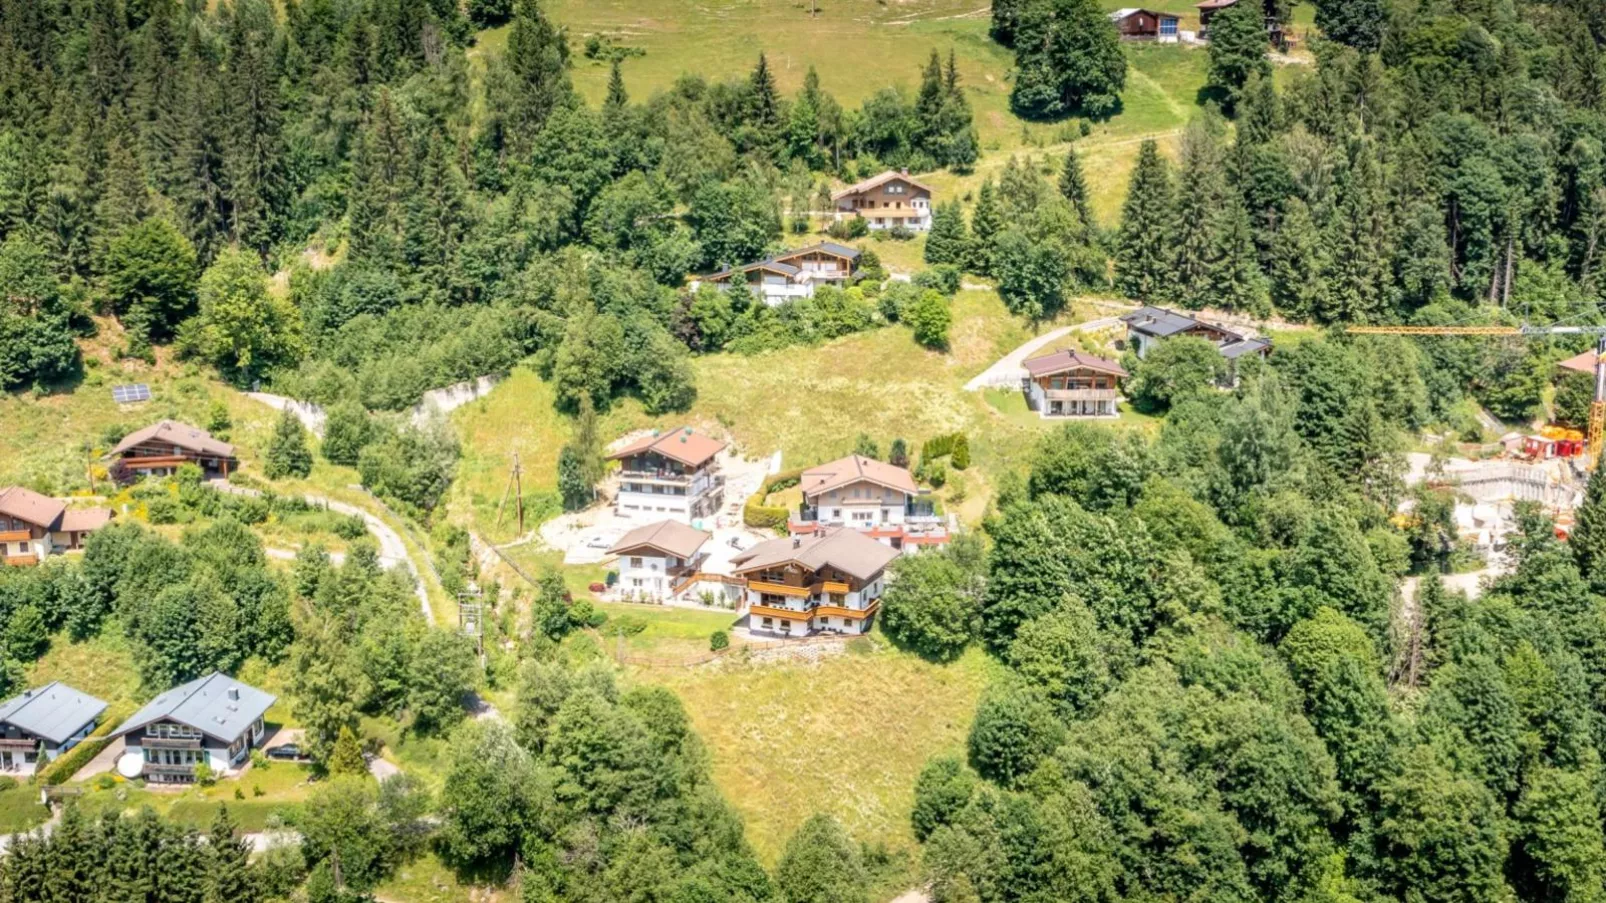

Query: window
[1160,16,1177,35]
[630,557,643,568]
[852,511,873,522]
[149,723,201,739]
[761,618,773,627]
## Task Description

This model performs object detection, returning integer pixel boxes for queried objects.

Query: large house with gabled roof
[0,486,113,566]
[1120,305,1271,386]
[702,242,862,306]
[608,427,729,525]
[108,419,239,479]
[0,682,108,774]
[1021,349,1128,418]
[732,527,899,637]
[832,170,934,231]
[112,672,275,783]
[608,519,713,601]
[789,454,948,551]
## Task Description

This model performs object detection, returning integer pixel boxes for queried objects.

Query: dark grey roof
[708,258,800,280]
[0,682,107,745]
[1121,305,1207,338]
[1219,337,1271,360]
[112,672,276,744]
[785,241,861,261]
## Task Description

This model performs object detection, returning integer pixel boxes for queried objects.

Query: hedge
[39,702,133,786]
[743,469,804,531]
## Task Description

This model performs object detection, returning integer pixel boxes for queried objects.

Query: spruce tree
[925,201,970,267]
[1316,0,1385,52]
[327,725,368,777]
[1170,119,1228,309]
[748,52,782,131]
[1210,196,1270,315]
[1268,197,1326,320]
[204,805,257,903]
[498,0,573,155]
[1058,148,1093,229]
[404,129,470,303]
[264,408,313,480]
[220,0,288,256]
[1319,138,1391,323]
[604,59,628,112]
[968,178,1003,276]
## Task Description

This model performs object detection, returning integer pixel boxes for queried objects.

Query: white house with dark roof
[607,427,729,525]
[732,528,900,637]
[1119,305,1271,386]
[0,486,114,566]
[789,454,948,551]
[608,519,713,601]
[112,672,275,783]
[0,682,108,773]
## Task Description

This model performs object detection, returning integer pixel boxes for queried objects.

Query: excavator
[1345,325,1606,472]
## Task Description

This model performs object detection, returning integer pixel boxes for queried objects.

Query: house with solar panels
[112,672,275,783]
[0,486,113,566]
[0,682,108,773]
[107,419,239,479]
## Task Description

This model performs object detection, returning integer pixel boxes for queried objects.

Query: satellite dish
[116,751,143,779]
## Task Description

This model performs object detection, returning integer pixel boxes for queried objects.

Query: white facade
[615,469,722,524]
[746,576,885,637]
[616,551,700,601]
[1024,381,1120,418]
[810,481,913,531]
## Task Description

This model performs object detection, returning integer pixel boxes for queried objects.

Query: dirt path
[963,309,1132,391]
[211,482,433,622]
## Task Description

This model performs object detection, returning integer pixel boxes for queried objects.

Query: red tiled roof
[800,455,919,499]
[0,487,65,530]
[607,427,727,469]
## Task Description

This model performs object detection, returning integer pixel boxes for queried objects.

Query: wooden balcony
[749,603,812,622]
[816,600,879,621]
[0,529,31,543]
[0,737,38,750]
[1044,388,1119,402]
[819,580,850,594]
[747,580,811,598]
[142,762,197,776]
[3,554,38,567]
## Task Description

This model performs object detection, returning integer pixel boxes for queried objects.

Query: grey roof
[0,682,108,745]
[1219,337,1272,360]
[112,672,276,743]
[1022,349,1128,378]
[708,258,801,280]
[1120,305,1211,338]
[779,241,861,261]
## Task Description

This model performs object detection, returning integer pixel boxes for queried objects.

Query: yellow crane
[1345,324,1606,471]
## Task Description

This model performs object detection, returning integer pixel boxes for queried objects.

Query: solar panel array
[111,383,151,404]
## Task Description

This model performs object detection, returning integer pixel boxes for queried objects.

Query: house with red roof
[790,454,948,551]
[832,170,934,231]
[607,427,728,525]
[0,486,113,566]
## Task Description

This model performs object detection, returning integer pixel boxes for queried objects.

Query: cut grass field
[652,640,999,866]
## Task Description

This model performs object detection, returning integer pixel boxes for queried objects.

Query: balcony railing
[3,554,38,567]
[748,580,811,598]
[1044,388,1119,402]
[0,529,30,543]
[142,736,203,749]
[0,738,37,750]
[796,502,936,523]
[142,762,198,776]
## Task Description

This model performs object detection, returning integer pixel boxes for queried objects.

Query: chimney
[227,687,240,701]
[900,167,908,175]
[793,537,802,549]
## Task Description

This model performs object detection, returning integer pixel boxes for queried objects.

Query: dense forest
[0,0,977,414]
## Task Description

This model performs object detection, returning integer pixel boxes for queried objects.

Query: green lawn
[27,632,143,709]
[68,759,317,832]
[654,639,1000,867]
[0,785,50,833]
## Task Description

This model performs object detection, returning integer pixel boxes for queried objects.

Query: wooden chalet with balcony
[701,242,861,306]
[732,528,899,637]
[608,519,724,602]
[108,420,238,479]
[790,454,948,551]
[0,486,113,566]
[1109,8,1181,41]
[832,170,934,231]
[1022,349,1127,418]
[0,682,107,774]
[111,672,275,784]
[607,427,728,525]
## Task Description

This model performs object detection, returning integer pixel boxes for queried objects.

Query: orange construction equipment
[1348,325,1606,472]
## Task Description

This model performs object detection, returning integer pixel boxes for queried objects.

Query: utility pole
[495,451,526,534]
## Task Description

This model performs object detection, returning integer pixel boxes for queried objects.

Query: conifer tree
[93,127,151,267]
[404,129,471,303]
[220,0,288,256]
[1171,120,1228,308]
[205,805,257,903]
[328,725,368,777]
[265,408,313,479]
[173,26,229,262]
[1114,141,1177,302]
[1573,466,1606,588]
[1268,197,1326,320]
[924,201,970,267]
[1058,148,1093,229]
[1316,0,1386,53]
[748,52,782,132]
[497,0,572,155]
[1211,196,1270,315]
[1319,139,1391,323]
[968,178,1003,276]
[604,59,628,112]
